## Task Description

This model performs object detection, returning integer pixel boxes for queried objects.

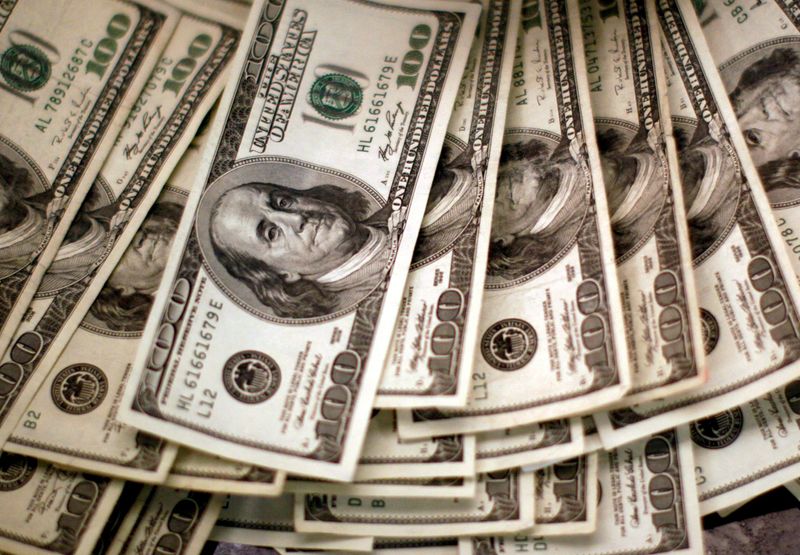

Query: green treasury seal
[0,44,51,92]
[309,73,362,120]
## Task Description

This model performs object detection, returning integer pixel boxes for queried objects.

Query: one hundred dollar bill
[103,486,222,555]
[584,0,705,405]
[210,493,375,552]
[164,447,285,496]
[286,474,477,498]
[784,478,800,501]
[580,415,603,454]
[0,451,123,555]
[294,469,534,537]
[689,379,800,515]
[461,429,703,555]
[375,0,521,408]
[399,0,630,440]
[696,0,800,279]
[475,418,583,473]
[532,454,597,537]
[595,0,800,448]
[0,0,178,359]
[0,3,245,449]
[118,0,480,481]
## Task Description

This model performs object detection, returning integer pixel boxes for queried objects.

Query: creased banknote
[376,0,521,408]
[0,2,244,452]
[462,429,703,555]
[103,486,222,555]
[119,0,480,481]
[210,493,375,552]
[533,454,597,536]
[689,378,800,515]
[164,447,285,496]
[583,0,705,406]
[595,0,800,448]
[0,0,178,358]
[295,469,534,537]
[475,418,583,473]
[399,0,630,439]
[0,451,123,555]
[697,0,800,280]
[286,474,477,498]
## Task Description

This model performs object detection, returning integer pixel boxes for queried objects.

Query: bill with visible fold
[376,0,521,408]
[461,429,703,555]
[103,486,222,555]
[0,451,123,555]
[0,0,178,357]
[285,474,477,498]
[696,0,800,279]
[210,493,375,552]
[689,378,800,515]
[119,0,480,481]
[583,0,705,406]
[595,0,800,448]
[295,469,534,537]
[475,418,583,473]
[532,454,597,537]
[164,447,285,496]
[399,0,629,439]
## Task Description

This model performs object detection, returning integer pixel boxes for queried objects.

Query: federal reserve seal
[309,73,362,120]
[481,319,537,371]
[699,308,719,355]
[51,364,108,415]
[0,44,51,92]
[690,408,744,449]
[223,351,281,404]
[0,453,36,491]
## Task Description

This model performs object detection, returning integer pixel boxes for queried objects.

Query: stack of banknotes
[3,0,800,553]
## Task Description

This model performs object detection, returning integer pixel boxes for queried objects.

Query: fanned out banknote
[0,451,123,555]
[210,493,375,552]
[688,377,800,515]
[294,468,534,537]
[595,0,800,448]
[698,0,800,279]
[164,448,285,496]
[532,454,598,537]
[119,0,481,481]
[285,474,477,499]
[0,0,178,360]
[398,0,630,440]
[583,0,705,407]
[475,418,584,473]
[376,0,521,408]
[3,2,247,477]
[461,429,703,555]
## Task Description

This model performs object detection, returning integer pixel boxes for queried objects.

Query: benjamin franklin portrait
[596,126,668,260]
[0,150,46,278]
[86,200,182,332]
[413,139,478,263]
[487,136,587,282]
[201,163,390,320]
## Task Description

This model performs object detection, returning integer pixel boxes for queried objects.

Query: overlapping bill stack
[0,0,798,553]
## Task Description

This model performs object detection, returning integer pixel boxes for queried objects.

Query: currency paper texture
[400,0,629,439]
[376,0,520,408]
[4,6,245,476]
[0,0,177,358]
[532,454,597,537]
[462,429,703,555]
[596,0,800,448]
[286,474,477,498]
[584,0,704,405]
[119,0,480,481]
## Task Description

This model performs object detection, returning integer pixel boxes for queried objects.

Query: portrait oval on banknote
[196,157,387,323]
[0,136,50,279]
[718,38,800,209]
[412,135,478,266]
[82,186,187,337]
[595,120,669,262]
[485,131,589,288]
